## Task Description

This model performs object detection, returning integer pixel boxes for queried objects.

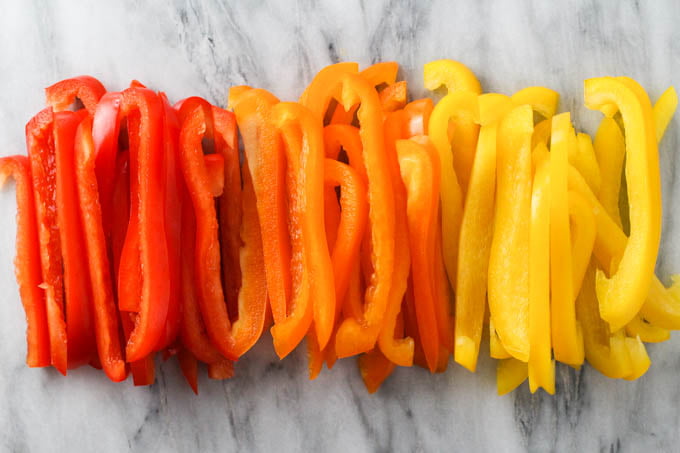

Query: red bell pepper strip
[0,156,50,368]
[73,117,127,381]
[26,107,68,375]
[268,102,335,357]
[54,109,97,368]
[177,346,198,394]
[120,312,155,386]
[116,87,170,363]
[208,359,235,380]
[45,76,106,115]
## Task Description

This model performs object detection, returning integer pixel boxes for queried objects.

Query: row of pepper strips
[1,60,679,395]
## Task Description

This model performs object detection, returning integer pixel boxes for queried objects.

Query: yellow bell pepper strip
[549,112,583,366]
[423,59,482,95]
[584,77,661,331]
[532,118,552,149]
[268,102,335,357]
[396,137,441,372]
[489,317,511,359]
[625,316,670,343]
[454,94,508,373]
[653,86,677,141]
[593,117,625,226]
[428,90,479,290]
[528,153,555,394]
[477,94,514,127]
[568,190,597,299]
[622,336,651,380]
[569,133,601,194]
[488,105,533,362]
[497,358,528,396]
[511,86,560,119]
[640,277,680,330]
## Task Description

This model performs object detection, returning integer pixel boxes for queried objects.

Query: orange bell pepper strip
[45,75,106,116]
[527,153,554,394]
[428,90,479,290]
[358,348,396,394]
[26,107,68,374]
[268,102,335,358]
[396,137,441,372]
[300,62,359,119]
[314,73,395,358]
[585,77,661,331]
[179,103,267,360]
[231,88,292,328]
[497,358,528,396]
[549,112,584,366]
[653,86,677,141]
[424,59,482,194]
[378,81,408,112]
[207,359,235,380]
[454,93,508,372]
[330,62,399,123]
[0,156,50,368]
[488,105,533,362]
[402,98,434,138]
[593,117,625,226]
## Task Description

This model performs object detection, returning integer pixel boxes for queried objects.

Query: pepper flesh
[45,76,106,116]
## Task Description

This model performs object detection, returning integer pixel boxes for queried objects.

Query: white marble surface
[0,0,679,451]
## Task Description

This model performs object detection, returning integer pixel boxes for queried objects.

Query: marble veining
[1,0,679,451]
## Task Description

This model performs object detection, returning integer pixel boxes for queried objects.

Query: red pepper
[45,76,106,115]
[177,346,199,394]
[207,359,235,380]
[73,117,127,381]
[0,156,50,368]
[117,87,170,363]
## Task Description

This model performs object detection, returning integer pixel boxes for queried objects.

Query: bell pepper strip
[478,94,515,127]
[489,320,511,360]
[622,336,651,380]
[568,132,601,194]
[180,103,267,360]
[177,346,199,394]
[423,59,482,95]
[640,277,680,330]
[120,312,155,386]
[361,61,399,87]
[378,81,408,112]
[0,156,50,368]
[549,112,583,366]
[454,94,508,373]
[593,117,625,226]
[26,108,68,375]
[428,91,479,290]
[207,359,235,380]
[511,86,560,119]
[231,88,291,326]
[116,87,170,362]
[653,86,677,141]
[396,137,440,372]
[497,358,528,396]
[299,62,359,118]
[111,150,130,281]
[625,316,670,343]
[54,109,97,368]
[488,105,533,362]
[569,190,597,300]
[532,118,552,149]
[316,73,395,358]
[73,117,127,381]
[527,154,554,394]
[433,215,454,369]
[403,278,428,369]
[268,102,335,357]
[402,99,434,138]
[584,77,661,331]
[358,347,396,394]
[45,76,106,115]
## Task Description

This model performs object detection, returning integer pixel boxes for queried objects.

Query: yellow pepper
[550,112,584,366]
[528,148,554,394]
[511,86,560,119]
[622,336,651,380]
[428,91,479,291]
[489,317,511,359]
[424,59,482,195]
[569,190,596,299]
[532,118,552,149]
[640,276,680,330]
[569,132,601,194]
[593,117,625,227]
[488,105,533,362]
[584,77,661,331]
[653,86,677,141]
[497,358,528,396]
[625,316,670,343]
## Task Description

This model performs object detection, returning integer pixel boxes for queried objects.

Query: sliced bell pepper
[300,62,359,120]
[569,190,597,300]
[423,59,482,95]
[0,156,50,368]
[268,102,335,357]
[488,105,533,362]
[549,112,583,366]
[73,117,127,381]
[402,98,434,138]
[45,76,106,115]
[569,132,601,194]
[427,90,479,290]
[358,346,396,394]
[117,87,170,362]
[532,118,552,149]
[489,319,511,360]
[511,86,560,119]
[177,346,198,394]
[593,117,625,226]
[528,152,554,394]
[26,107,68,375]
[207,359,235,380]
[625,316,670,343]
[497,358,528,396]
[584,77,660,331]
[653,86,677,141]
[378,81,408,112]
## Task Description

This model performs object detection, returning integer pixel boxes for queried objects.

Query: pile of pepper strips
[1,60,679,395]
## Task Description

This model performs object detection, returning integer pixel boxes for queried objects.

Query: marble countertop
[1,0,679,451]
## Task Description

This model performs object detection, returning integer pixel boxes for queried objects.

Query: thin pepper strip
[45,76,106,115]
[0,156,50,368]
[73,117,127,381]
[593,117,625,227]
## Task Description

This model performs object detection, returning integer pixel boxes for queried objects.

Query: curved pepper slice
[511,86,560,119]
[488,105,533,362]
[300,62,359,117]
[428,90,479,290]
[497,358,528,396]
[625,316,670,343]
[584,77,660,331]
[653,86,677,141]
[569,132,601,195]
[26,107,68,374]
[45,76,106,115]
[0,156,50,368]
[73,118,127,381]
[423,59,482,95]
[117,87,170,362]
[569,190,597,300]
[593,117,625,226]
[528,153,554,394]
[402,98,434,138]
[268,102,335,357]
[549,112,583,366]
